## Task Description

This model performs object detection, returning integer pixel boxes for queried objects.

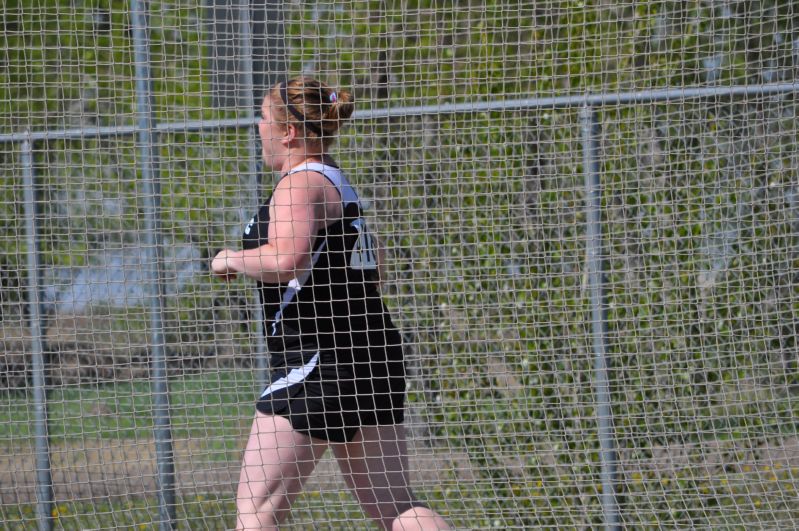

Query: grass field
[0,492,379,530]
[0,370,258,461]
[3,370,799,529]
[0,487,472,530]
[0,371,467,529]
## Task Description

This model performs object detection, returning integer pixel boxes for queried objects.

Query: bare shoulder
[272,169,342,219]
[272,170,330,205]
[275,170,330,194]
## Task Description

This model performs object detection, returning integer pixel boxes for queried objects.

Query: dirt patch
[0,436,473,505]
[0,321,31,390]
[617,436,799,476]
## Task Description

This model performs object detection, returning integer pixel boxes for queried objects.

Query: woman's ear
[282,123,297,146]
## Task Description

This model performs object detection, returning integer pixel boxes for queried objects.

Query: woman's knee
[237,458,315,528]
[236,414,327,528]
[236,477,298,530]
[392,505,452,531]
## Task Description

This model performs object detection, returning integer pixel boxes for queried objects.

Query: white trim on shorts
[259,352,320,398]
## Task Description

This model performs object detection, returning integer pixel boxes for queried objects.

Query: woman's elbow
[268,253,308,283]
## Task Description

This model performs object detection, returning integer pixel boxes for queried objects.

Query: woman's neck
[281,153,329,174]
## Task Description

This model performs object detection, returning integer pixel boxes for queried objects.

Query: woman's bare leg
[332,424,451,531]
[236,412,328,530]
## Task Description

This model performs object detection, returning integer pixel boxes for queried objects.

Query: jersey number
[349,218,378,270]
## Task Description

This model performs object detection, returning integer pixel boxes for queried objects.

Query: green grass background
[0,370,253,457]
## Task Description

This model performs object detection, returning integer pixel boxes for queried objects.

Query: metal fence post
[581,104,620,531]
[236,0,268,390]
[130,0,176,528]
[22,136,54,531]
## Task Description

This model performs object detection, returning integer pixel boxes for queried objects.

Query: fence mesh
[2,1,798,529]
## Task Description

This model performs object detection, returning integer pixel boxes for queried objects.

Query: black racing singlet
[241,162,393,353]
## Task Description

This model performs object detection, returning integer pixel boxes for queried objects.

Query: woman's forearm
[223,246,309,284]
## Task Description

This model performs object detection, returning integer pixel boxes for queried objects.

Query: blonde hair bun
[270,77,355,144]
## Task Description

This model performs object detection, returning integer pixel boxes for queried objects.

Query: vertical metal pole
[581,104,620,531]
[130,1,176,528]
[251,0,288,96]
[22,137,54,531]
[237,0,268,390]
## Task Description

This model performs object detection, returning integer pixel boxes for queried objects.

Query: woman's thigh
[237,412,328,524]
[331,424,417,526]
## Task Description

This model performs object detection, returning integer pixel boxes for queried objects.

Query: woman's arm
[211,171,332,284]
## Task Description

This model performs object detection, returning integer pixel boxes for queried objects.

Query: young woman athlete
[211,77,451,530]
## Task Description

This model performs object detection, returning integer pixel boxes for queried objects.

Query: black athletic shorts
[255,338,406,443]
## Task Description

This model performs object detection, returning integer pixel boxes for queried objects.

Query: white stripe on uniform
[259,352,320,398]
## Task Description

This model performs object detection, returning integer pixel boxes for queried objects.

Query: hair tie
[279,81,323,137]
[329,92,337,103]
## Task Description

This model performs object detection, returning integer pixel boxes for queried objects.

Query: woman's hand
[211,249,240,282]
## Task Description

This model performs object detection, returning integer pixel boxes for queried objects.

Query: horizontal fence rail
[2,82,797,145]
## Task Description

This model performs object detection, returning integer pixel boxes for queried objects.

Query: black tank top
[242,162,393,353]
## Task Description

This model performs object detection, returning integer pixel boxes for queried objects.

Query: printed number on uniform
[349,218,378,270]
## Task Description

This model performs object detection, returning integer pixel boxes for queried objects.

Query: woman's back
[242,162,392,353]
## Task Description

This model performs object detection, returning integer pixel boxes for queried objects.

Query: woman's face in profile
[258,103,289,169]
